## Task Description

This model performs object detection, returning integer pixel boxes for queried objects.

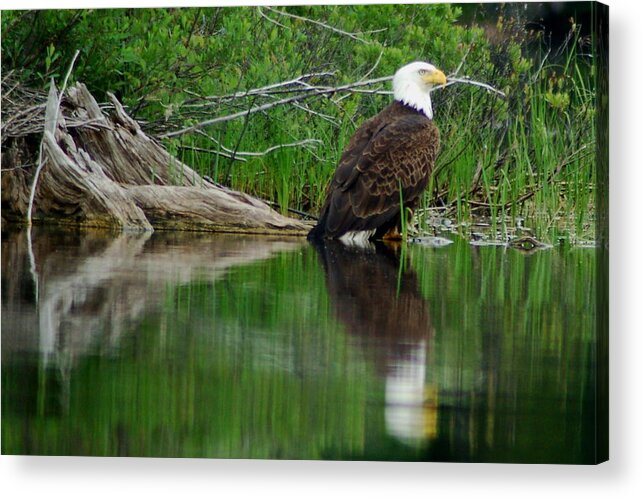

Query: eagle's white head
[392,61,447,119]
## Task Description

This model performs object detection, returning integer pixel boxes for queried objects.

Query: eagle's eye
[418,69,428,75]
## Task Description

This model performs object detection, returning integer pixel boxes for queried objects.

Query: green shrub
[1,5,596,238]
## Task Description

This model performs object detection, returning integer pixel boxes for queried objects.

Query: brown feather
[309,101,440,240]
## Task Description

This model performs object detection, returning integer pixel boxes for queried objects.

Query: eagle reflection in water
[312,240,438,445]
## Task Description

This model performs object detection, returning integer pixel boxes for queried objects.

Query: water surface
[2,227,598,463]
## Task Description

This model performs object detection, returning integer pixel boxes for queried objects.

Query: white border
[2,1,641,497]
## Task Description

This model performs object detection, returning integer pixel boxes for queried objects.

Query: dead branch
[176,138,322,161]
[233,138,322,157]
[176,144,248,162]
[257,6,288,29]
[182,71,337,107]
[291,101,340,125]
[453,45,473,77]
[260,6,373,44]
[155,68,505,140]
[27,49,80,226]
[444,77,507,97]
[333,50,385,104]
[2,81,311,234]
[159,75,393,139]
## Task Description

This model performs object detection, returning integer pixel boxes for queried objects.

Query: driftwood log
[1,81,310,235]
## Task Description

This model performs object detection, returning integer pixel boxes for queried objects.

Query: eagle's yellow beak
[423,69,447,87]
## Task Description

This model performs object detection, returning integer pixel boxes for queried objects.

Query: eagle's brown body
[308,100,440,241]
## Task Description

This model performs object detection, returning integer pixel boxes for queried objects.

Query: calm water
[2,227,599,463]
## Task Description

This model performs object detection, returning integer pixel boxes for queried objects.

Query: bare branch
[453,45,473,77]
[361,49,385,81]
[193,128,240,157]
[443,77,506,97]
[27,49,80,226]
[360,28,388,36]
[234,138,322,157]
[1,162,37,172]
[334,49,385,103]
[1,103,47,133]
[157,67,502,141]
[2,69,15,84]
[291,101,339,125]
[176,144,248,162]
[180,71,336,109]
[257,6,287,29]
[177,138,322,161]
[159,75,393,139]
[262,6,373,44]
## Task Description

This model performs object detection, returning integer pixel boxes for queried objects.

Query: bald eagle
[308,61,447,242]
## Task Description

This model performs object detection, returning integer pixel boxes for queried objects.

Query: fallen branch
[176,138,322,161]
[2,82,311,234]
[157,69,504,140]
[159,75,393,139]
[176,144,248,162]
[27,49,80,226]
[233,138,322,157]
[182,71,337,107]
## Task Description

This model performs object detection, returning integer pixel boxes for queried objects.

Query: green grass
[2,5,599,241]
[417,39,594,241]
[168,26,597,244]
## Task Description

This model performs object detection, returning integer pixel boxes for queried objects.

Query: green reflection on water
[1,228,597,463]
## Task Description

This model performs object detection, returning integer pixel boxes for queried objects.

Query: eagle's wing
[321,113,439,238]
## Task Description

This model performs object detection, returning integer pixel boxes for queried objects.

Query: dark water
[1,227,599,463]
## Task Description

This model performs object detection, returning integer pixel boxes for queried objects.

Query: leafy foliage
[1,5,597,235]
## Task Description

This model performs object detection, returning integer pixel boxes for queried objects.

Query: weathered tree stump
[1,82,311,235]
